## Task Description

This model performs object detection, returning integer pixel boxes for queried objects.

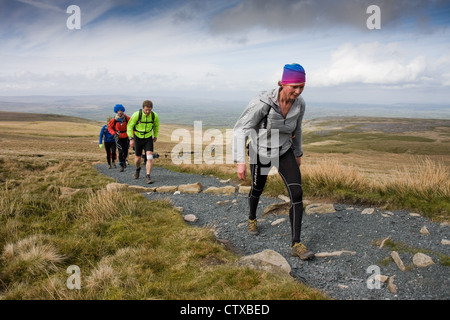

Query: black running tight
[104,142,117,165]
[117,138,129,167]
[248,147,303,245]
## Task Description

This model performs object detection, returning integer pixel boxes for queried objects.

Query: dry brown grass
[386,157,450,200]
[1,235,65,277]
[76,189,138,224]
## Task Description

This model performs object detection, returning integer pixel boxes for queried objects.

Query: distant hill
[0,111,100,124]
[0,95,449,127]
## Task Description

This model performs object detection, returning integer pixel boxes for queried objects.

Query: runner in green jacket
[127,100,160,184]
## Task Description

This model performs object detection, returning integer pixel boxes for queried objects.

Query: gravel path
[95,164,449,300]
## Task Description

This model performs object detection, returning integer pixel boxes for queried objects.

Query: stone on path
[271,218,287,226]
[413,253,434,268]
[238,185,251,194]
[379,236,391,249]
[278,195,290,202]
[263,202,290,216]
[237,250,291,276]
[127,185,157,193]
[361,208,375,215]
[391,251,406,272]
[204,186,236,195]
[305,203,336,215]
[156,186,178,193]
[105,183,128,192]
[387,275,398,294]
[420,226,430,235]
[315,250,356,258]
[178,182,203,194]
[183,214,198,222]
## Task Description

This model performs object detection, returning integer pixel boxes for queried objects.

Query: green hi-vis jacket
[127,109,160,139]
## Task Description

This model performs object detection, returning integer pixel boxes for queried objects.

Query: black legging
[117,138,129,167]
[249,147,303,245]
[104,141,117,165]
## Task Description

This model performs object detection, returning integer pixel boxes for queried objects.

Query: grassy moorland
[0,113,326,299]
[159,117,450,222]
[0,112,448,300]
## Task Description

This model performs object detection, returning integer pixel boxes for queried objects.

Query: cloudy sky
[1,0,450,106]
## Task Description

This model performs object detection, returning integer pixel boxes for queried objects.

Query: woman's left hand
[296,156,301,167]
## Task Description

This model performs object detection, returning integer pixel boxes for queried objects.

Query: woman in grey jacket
[233,63,314,260]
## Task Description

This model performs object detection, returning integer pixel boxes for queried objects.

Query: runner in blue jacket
[99,119,117,169]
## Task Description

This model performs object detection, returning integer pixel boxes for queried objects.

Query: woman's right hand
[237,163,247,180]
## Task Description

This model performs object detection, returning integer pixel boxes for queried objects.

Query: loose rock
[127,185,157,193]
[391,251,406,272]
[361,208,375,215]
[263,202,290,216]
[204,186,236,195]
[420,226,430,235]
[183,214,198,222]
[238,185,251,194]
[237,249,291,276]
[305,203,336,215]
[412,253,434,268]
[178,182,203,194]
[156,186,178,193]
[271,218,287,226]
[105,183,127,193]
[315,250,356,258]
[278,195,290,202]
[387,275,398,294]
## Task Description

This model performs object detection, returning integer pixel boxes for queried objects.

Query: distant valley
[0,95,449,127]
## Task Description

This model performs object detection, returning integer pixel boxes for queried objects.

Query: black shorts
[134,136,154,156]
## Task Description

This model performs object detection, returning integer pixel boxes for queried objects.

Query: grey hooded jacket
[233,88,305,163]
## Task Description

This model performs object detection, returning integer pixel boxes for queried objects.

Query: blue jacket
[99,125,116,144]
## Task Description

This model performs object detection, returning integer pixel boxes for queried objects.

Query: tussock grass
[303,159,369,193]
[76,189,138,224]
[0,157,326,300]
[1,235,65,278]
[386,157,449,200]
[157,155,449,220]
[300,156,449,220]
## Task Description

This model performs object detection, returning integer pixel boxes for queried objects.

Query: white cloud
[1,0,449,105]
[14,0,65,13]
[309,42,448,88]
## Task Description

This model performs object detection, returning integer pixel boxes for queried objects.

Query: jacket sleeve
[99,125,105,144]
[107,119,116,136]
[127,113,137,138]
[232,97,269,163]
[153,113,159,138]
[291,98,305,157]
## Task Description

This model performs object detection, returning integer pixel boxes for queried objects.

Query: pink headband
[281,63,306,85]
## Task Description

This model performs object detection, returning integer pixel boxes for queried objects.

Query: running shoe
[291,242,315,260]
[248,219,259,235]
